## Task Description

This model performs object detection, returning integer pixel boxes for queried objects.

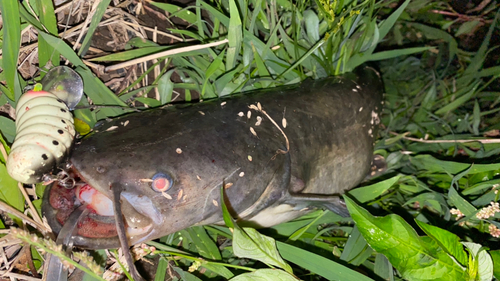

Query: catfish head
[43,96,295,249]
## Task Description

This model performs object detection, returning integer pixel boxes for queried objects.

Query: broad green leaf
[304,10,320,43]
[230,269,297,281]
[276,241,374,281]
[462,242,493,281]
[233,227,292,274]
[490,250,500,279]
[0,134,10,163]
[0,163,24,212]
[448,166,477,216]
[180,226,222,260]
[339,226,373,266]
[349,175,401,203]
[201,263,235,279]
[344,196,468,281]
[0,116,16,143]
[374,253,393,281]
[415,220,468,266]
[172,266,203,281]
[411,155,500,174]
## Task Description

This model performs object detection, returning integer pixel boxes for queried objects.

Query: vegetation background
[0,0,500,280]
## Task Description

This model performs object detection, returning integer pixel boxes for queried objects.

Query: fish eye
[151,173,173,192]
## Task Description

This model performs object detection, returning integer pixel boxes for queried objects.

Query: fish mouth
[42,167,155,249]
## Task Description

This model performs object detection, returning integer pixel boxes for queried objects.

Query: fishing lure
[6,66,83,184]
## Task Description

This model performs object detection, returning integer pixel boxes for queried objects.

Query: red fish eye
[151,173,172,192]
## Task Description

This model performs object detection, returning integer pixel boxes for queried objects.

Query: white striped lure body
[6,66,83,184]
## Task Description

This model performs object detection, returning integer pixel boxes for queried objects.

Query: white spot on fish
[371,111,380,125]
[162,192,172,200]
[249,104,258,111]
[239,172,245,177]
[255,116,262,126]
[106,126,118,131]
[176,148,182,154]
[250,127,257,137]
[238,112,244,117]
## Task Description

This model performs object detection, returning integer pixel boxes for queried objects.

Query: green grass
[1,0,500,280]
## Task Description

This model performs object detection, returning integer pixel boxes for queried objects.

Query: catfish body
[43,66,383,249]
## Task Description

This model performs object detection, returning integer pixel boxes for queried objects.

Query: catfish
[43,66,384,249]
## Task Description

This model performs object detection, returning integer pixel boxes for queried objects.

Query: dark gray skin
[43,66,383,249]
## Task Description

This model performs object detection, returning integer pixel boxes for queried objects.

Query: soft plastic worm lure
[6,66,83,184]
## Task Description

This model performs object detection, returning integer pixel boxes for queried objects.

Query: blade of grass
[149,3,198,25]
[276,241,374,281]
[1,0,22,101]
[78,0,112,57]
[226,0,242,70]
[36,0,60,70]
